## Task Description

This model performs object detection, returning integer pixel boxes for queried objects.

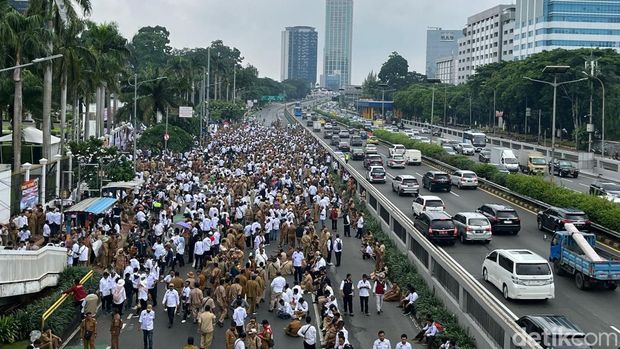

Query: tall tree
[361,71,379,99]
[378,51,409,90]
[129,25,172,71]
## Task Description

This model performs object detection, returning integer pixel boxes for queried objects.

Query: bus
[463,130,486,151]
[294,101,302,117]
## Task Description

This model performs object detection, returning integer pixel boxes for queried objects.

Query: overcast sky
[89,0,504,84]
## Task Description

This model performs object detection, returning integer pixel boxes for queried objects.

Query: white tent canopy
[0,126,61,144]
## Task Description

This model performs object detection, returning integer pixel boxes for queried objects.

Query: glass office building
[323,0,353,90]
[281,26,318,87]
[514,0,620,59]
[425,28,463,79]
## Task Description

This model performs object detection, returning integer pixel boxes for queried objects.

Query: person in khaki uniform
[189,281,204,323]
[213,279,228,326]
[80,312,97,349]
[225,324,237,349]
[110,311,122,349]
[245,329,262,349]
[245,274,260,314]
[197,305,216,349]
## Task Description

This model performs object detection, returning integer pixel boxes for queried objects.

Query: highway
[300,116,620,348]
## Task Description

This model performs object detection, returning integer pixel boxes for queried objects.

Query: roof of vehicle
[366,154,382,159]
[422,211,451,220]
[519,315,585,336]
[547,207,586,214]
[365,143,377,147]
[368,165,385,171]
[481,203,516,211]
[456,212,487,220]
[493,249,547,263]
[426,170,449,175]
[390,155,405,159]
[352,147,364,152]
[455,170,476,175]
[419,195,443,201]
[397,175,417,180]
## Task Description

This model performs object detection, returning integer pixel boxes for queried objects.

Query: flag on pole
[495,110,504,118]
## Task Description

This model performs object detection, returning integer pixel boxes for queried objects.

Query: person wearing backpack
[339,273,354,316]
[333,234,343,267]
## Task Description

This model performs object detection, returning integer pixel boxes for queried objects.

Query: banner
[20,179,39,210]
[179,106,193,118]
[495,110,504,118]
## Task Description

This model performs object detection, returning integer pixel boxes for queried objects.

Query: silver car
[451,170,478,189]
[391,175,419,196]
[452,212,492,244]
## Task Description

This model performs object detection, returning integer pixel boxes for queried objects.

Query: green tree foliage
[129,25,172,71]
[361,70,380,99]
[137,124,193,153]
[208,100,245,122]
[378,51,409,89]
[67,137,133,188]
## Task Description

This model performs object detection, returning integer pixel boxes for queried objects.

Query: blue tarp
[64,197,117,214]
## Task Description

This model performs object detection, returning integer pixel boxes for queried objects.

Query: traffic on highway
[301,103,620,349]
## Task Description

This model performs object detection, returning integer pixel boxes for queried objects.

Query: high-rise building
[9,0,29,12]
[323,0,353,90]
[456,5,515,84]
[281,26,318,86]
[425,28,463,79]
[514,0,620,60]
[436,56,458,85]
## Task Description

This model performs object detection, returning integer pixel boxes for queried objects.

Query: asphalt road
[65,104,427,349]
[304,122,620,349]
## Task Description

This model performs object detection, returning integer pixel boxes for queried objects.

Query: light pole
[128,75,167,171]
[469,92,473,127]
[54,154,62,198]
[524,66,587,182]
[426,79,441,143]
[0,54,63,73]
[582,71,606,157]
[67,151,73,201]
[39,158,48,205]
[23,162,32,181]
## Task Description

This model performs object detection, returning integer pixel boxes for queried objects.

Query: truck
[518,150,547,175]
[549,223,620,290]
[490,147,519,172]
[313,121,322,132]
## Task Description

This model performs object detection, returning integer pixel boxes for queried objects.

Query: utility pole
[443,85,447,126]
[538,109,542,144]
[205,47,211,141]
[165,106,169,151]
[233,66,236,101]
[584,54,599,153]
[492,89,496,134]
[200,67,205,145]
[469,93,472,127]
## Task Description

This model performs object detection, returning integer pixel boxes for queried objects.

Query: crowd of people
[10,113,462,349]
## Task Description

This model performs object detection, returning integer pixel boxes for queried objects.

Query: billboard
[20,179,39,210]
[179,106,193,118]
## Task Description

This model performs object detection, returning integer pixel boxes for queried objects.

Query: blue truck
[294,101,302,117]
[549,227,620,291]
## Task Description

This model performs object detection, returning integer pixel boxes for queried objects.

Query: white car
[389,144,406,157]
[411,195,445,216]
[387,155,406,168]
[364,144,378,155]
[482,249,554,301]
[367,165,386,183]
[451,170,478,189]
[457,143,475,155]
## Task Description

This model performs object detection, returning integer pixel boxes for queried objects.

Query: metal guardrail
[294,106,542,349]
[317,109,620,245]
[41,269,94,329]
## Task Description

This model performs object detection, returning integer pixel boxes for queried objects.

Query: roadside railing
[292,105,542,349]
[41,269,94,329]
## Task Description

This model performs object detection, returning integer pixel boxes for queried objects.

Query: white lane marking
[578,183,589,188]
[611,325,620,334]
[560,178,574,183]
[449,191,461,197]
[415,172,422,177]
[386,172,396,179]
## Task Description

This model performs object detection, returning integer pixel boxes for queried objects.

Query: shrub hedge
[332,176,477,348]
[0,267,99,344]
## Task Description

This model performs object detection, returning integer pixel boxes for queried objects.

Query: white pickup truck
[388,144,406,157]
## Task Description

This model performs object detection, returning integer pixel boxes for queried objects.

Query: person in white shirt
[373,330,392,349]
[414,318,438,344]
[269,272,286,311]
[276,299,293,319]
[292,248,304,284]
[99,272,113,313]
[233,333,246,349]
[355,215,364,238]
[232,300,247,335]
[162,283,180,328]
[357,274,371,316]
[42,223,51,244]
[333,234,343,267]
[139,304,155,349]
[297,316,317,349]
[402,286,418,320]
[255,246,268,267]
[77,241,89,266]
[395,334,412,349]
[294,297,309,318]
[194,239,204,269]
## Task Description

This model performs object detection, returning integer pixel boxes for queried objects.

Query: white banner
[179,106,193,118]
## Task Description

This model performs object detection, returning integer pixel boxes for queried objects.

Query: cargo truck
[518,150,547,175]
[490,147,519,172]
[313,121,322,132]
[549,223,620,290]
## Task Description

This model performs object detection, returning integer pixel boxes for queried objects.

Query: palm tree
[0,3,45,170]
[81,21,129,138]
[27,0,92,159]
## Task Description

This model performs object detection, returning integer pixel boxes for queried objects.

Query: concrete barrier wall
[0,246,67,297]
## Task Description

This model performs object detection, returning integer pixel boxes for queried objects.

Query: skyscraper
[323,0,353,90]
[425,28,463,79]
[281,26,318,87]
[514,0,620,60]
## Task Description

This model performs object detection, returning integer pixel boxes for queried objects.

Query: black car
[478,149,491,163]
[351,148,365,160]
[422,171,451,192]
[477,203,520,234]
[516,315,591,349]
[350,135,363,147]
[306,120,313,127]
[537,207,590,232]
[589,181,620,197]
[414,211,456,245]
[363,154,383,169]
[549,159,579,178]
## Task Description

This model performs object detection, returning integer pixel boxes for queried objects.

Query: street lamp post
[54,154,62,198]
[128,75,167,171]
[39,158,48,205]
[524,66,587,182]
[426,79,441,144]
[582,72,606,157]
[0,54,63,73]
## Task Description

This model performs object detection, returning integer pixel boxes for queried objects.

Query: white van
[482,249,554,301]
[404,149,422,165]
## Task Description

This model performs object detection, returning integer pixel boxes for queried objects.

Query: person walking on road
[373,330,392,349]
[269,272,286,311]
[138,304,155,349]
[373,278,386,314]
[357,274,371,316]
[355,215,364,239]
[330,206,339,230]
[162,283,180,328]
[225,324,238,349]
[198,305,216,349]
[110,311,123,349]
[333,234,343,267]
[183,336,198,349]
[292,248,304,285]
[233,299,248,336]
[233,332,247,349]
[342,210,351,238]
[298,316,317,349]
[80,312,97,349]
[395,334,412,349]
[340,273,354,316]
